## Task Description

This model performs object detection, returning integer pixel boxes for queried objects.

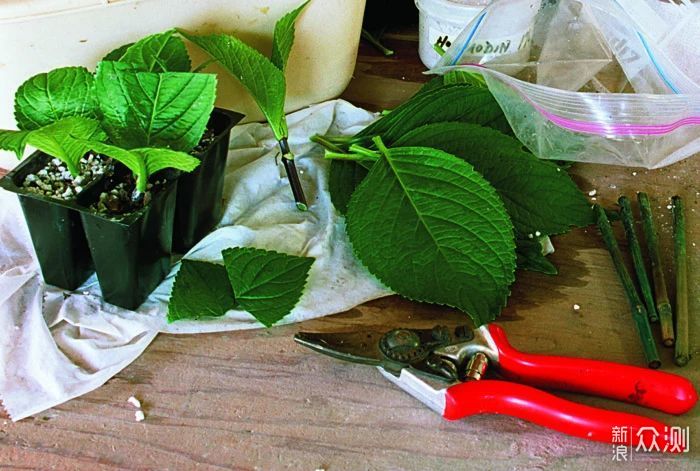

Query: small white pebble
[535,231,541,237]
[573,304,581,311]
[609,184,617,189]
[135,410,145,422]
[667,204,673,210]
[632,171,637,176]
[528,233,534,239]
[127,396,141,408]
[588,189,597,196]
[591,197,597,201]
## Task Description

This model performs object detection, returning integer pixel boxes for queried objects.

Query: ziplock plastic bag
[433,0,700,168]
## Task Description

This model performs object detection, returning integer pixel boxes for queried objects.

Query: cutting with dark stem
[595,205,660,369]
[618,196,659,323]
[637,192,674,346]
[672,196,690,366]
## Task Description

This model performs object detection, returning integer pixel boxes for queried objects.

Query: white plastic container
[0,0,366,169]
[415,0,486,68]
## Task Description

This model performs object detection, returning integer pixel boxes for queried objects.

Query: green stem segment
[361,28,395,57]
[310,134,346,154]
[638,192,674,346]
[618,196,659,323]
[672,196,690,366]
[348,144,381,160]
[595,205,661,369]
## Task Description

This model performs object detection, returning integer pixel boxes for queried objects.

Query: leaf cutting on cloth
[395,122,594,236]
[95,61,216,152]
[167,260,236,322]
[345,143,516,326]
[329,83,510,214]
[271,1,309,71]
[118,29,191,73]
[179,30,288,140]
[222,247,314,327]
[14,67,98,131]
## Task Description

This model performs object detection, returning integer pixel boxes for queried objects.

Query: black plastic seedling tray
[79,170,179,310]
[174,107,244,253]
[0,153,100,290]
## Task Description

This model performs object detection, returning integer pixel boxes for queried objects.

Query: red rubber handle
[445,380,674,448]
[488,324,697,414]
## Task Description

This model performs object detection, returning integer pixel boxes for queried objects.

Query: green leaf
[271,1,309,71]
[417,71,487,97]
[95,61,216,151]
[119,30,191,72]
[141,147,201,175]
[84,141,145,186]
[167,260,236,322]
[328,83,510,212]
[329,159,369,215]
[222,247,313,328]
[102,43,134,61]
[516,237,558,275]
[0,129,32,159]
[346,143,516,326]
[14,67,97,131]
[24,117,106,176]
[179,30,288,139]
[395,122,594,236]
[355,83,510,144]
[85,141,200,192]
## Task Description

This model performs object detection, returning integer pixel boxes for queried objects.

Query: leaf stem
[64,159,81,179]
[371,136,389,156]
[638,192,674,346]
[361,28,395,57]
[595,205,661,369]
[279,137,307,211]
[310,134,346,153]
[348,144,380,160]
[618,196,659,323]
[672,196,690,366]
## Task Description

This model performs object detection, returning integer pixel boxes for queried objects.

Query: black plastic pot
[79,172,179,310]
[0,152,96,290]
[173,107,244,253]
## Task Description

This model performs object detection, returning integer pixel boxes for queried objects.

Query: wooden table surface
[2,28,698,470]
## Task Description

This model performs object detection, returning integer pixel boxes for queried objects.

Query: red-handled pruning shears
[294,324,697,448]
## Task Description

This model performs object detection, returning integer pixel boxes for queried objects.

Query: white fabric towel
[0,99,391,421]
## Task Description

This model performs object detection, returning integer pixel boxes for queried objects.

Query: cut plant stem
[361,28,394,57]
[638,192,674,346]
[594,205,661,369]
[618,196,659,323]
[278,138,307,211]
[309,134,346,154]
[672,196,690,366]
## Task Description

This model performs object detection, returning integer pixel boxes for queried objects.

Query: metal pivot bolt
[465,352,489,381]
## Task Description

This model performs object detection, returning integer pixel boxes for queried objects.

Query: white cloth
[0,99,391,421]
